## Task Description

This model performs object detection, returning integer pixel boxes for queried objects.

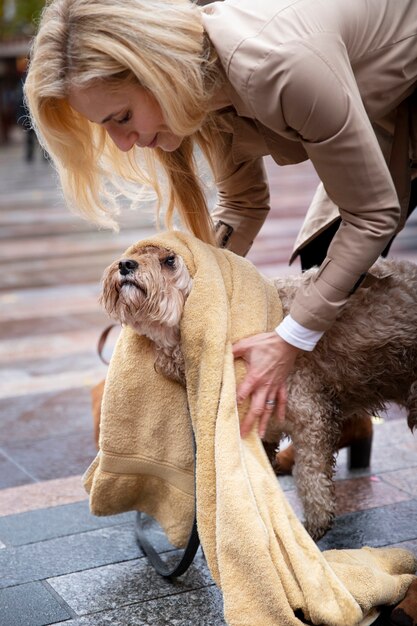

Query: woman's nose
[106,127,138,152]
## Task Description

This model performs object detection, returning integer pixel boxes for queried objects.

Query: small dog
[101,245,417,540]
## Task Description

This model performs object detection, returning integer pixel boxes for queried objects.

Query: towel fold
[84,231,416,626]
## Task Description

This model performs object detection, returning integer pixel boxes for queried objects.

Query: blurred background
[0,0,44,147]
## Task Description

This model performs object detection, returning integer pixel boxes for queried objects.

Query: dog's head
[101,245,193,337]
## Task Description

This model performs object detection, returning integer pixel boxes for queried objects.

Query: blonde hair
[24,0,222,244]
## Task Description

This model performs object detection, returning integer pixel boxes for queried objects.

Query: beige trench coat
[201,0,417,331]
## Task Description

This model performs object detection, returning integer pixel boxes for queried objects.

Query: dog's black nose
[119,259,139,276]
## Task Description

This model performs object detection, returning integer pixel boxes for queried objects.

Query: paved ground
[1,129,417,625]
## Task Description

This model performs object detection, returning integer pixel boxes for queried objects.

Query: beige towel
[84,231,416,626]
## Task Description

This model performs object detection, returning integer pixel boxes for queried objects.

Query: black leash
[135,512,200,578]
[135,431,200,578]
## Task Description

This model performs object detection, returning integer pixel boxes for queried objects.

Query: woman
[25,0,417,438]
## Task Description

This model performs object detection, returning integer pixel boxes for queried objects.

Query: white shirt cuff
[275,314,324,351]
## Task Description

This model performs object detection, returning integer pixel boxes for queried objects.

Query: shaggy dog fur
[101,245,417,540]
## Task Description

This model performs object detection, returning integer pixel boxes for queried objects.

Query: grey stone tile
[0,581,71,626]
[329,417,417,482]
[1,431,97,481]
[392,538,417,558]
[334,475,411,515]
[379,467,417,498]
[0,449,34,489]
[278,417,417,481]
[2,351,103,378]
[0,387,94,444]
[318,498,417,551]
[2,312,108,342]
[48,550,212,615]
[335,438,417,481]
[0,500,134,546]
[277,418,417,487]
[0,524,145,588]
[362,415,412,446]
[52,586,226,626]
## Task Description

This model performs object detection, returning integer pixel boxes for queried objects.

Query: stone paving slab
[0,430,97,482]
[335,438,417,480]
[393,538,417,554]
[0,367,105,401]
[334,474,413,514]
[0,311,109,341]
[51,586,226,626]
[1,494,417,625]
[0,229,155,263]
[318,498,417,551]
[0,283,103,322]
[284,474,414,520]
[0,388,95,444]
[47,551,213,616]
[278,419,417,492]
[0,476,87,518]
[380,467,417,498]
[0,501,134,547]
[0,254,126,291]
[0,582,72,626]
[0,330,105,363]
[3,352,105,378]
[0,524,144,589]
[0,451,36,489]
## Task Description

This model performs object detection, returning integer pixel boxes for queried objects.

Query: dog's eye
[163,255,176,268]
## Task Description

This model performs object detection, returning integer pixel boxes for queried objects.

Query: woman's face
[68,82,183,152]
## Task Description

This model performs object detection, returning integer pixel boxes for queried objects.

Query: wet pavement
[1,131,417,625]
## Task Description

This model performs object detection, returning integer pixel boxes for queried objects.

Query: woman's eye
[163,256,176,267]
[115,111,132,125]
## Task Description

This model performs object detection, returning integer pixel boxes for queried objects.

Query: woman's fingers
[236,370,261,403]
[239,385,277,437]
[233,332,283,401]
[233,332,301,438]
[258,396,279,439]
[232,337,264,402]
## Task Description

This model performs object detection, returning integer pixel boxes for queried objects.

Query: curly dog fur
[267,258,417,538]
[101,246,417,540]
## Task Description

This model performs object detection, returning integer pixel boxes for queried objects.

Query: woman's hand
[232,332,301,438]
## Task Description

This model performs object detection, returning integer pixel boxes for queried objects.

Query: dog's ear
[100,261,121,317]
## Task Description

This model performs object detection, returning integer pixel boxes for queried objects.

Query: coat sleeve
[247,38,401,330]
[209,129,271,257]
